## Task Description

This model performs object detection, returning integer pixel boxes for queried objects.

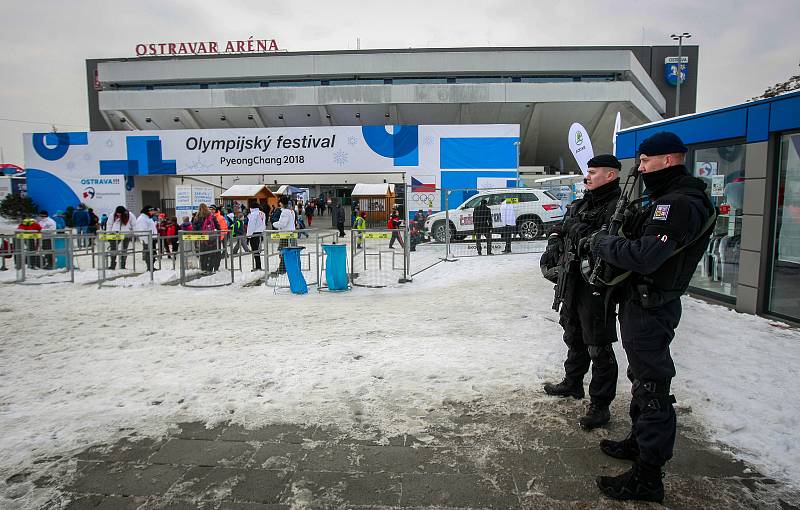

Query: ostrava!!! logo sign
[575,132,583,146]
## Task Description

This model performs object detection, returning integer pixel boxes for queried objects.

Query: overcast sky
[1,0,798,164]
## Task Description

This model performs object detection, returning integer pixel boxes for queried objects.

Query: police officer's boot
[596,462,664,503]
[543,378,584,399]
[579,402,610,430]
[599,432,639,461]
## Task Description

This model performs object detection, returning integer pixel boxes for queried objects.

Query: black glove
[589,228,610,253]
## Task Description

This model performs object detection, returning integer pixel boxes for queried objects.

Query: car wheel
[431,221,452,243]
[518,217,543,240]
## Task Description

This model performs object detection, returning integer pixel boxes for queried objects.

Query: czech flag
[411,176,435,192]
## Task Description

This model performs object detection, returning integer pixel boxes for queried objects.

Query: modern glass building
[616,90,800,323]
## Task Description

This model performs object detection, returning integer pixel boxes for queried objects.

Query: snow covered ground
[0,252,798,508]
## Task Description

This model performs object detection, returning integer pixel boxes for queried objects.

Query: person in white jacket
[246,200,266,271]
[134,206,158,271]
[499,198,516,254]
[107,205,136,269]
[37,211,57,269]
[272,195,296,274]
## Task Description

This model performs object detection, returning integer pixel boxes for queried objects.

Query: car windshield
[461,196,483,209]
[543,191,559,201]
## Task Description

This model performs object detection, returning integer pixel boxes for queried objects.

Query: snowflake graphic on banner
[347,136,358,146]
[184,159,215,173]
[423,136,435,146]
[333,150,349,166]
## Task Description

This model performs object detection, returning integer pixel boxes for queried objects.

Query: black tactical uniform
[591,133,716,503]
[541,172,621,429]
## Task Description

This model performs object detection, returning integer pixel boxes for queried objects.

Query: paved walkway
[17,396,797,509]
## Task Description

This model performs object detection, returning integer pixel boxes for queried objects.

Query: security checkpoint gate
[14,231,75,284]
[263,230,321,292]
[179,231,235,287]
[96,231,154,288]
[350,229,409,288]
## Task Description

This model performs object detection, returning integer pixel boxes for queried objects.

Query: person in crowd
[107,205,135,270]
[332,198,346,238]
[269,204,282,231]
[354,210,367,249]
[192,203,220,273]
[100,213,109,230]
[37,210,57,269]
[169,217,180,253]
[87,208,100,247]
[499,197,516,254]
[209,204,228,271]
[296,206,310,238]
[246,199,266,271]
[305,201,315,227]
[226,208,235,227]
[540,154,623,433]
[72,204,90,248]
[53,211,66,231]
[410,209,427,252]
[156,213,173,260]
[388,210,404,249]
[179,216,193,232]
[272,195,296,274]
[134,206,158,271]
[473,199,493,255]
[591,133,716,503]
[230,211,248,254]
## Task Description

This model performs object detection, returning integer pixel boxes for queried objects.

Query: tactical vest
[562,187,620,245]
[628,187,716,308]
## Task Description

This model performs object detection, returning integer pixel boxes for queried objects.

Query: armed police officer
[589,132,716,503]
[540,154,622,430]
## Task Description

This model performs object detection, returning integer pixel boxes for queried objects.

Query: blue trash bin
[322,243,349,291]
[280,246,308,294]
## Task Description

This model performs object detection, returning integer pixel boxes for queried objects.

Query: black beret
[587,154,621,170]
[639,131,687,156]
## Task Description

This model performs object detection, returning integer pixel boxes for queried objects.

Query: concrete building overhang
[92,47,671,172]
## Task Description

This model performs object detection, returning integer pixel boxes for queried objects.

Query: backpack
[201,214,217,232]
[231,219,245,236]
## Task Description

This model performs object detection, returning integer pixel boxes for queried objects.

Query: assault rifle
[587,166,640,288]
[552,236,579,312]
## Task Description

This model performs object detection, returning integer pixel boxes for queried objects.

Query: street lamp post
[670,32,691,117]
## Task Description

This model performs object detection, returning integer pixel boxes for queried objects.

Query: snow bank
[0,252,798,508]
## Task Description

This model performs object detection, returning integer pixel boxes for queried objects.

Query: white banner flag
[568,123,594,176]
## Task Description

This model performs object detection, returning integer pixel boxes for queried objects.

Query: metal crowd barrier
[262,229,321,292]
[178,230,235,287]
[350,228,409,288]
[438,188,550,259]
[13,230,74,285]
[96,231,155,288]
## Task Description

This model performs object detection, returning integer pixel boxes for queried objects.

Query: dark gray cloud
[1,0,797,163]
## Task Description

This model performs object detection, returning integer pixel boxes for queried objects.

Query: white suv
[424,189,564,243]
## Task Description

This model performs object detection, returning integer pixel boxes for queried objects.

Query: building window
[768,133,800,321]
[688,142,747,300]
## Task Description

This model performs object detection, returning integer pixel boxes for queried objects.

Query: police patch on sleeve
[653,204,671,221]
